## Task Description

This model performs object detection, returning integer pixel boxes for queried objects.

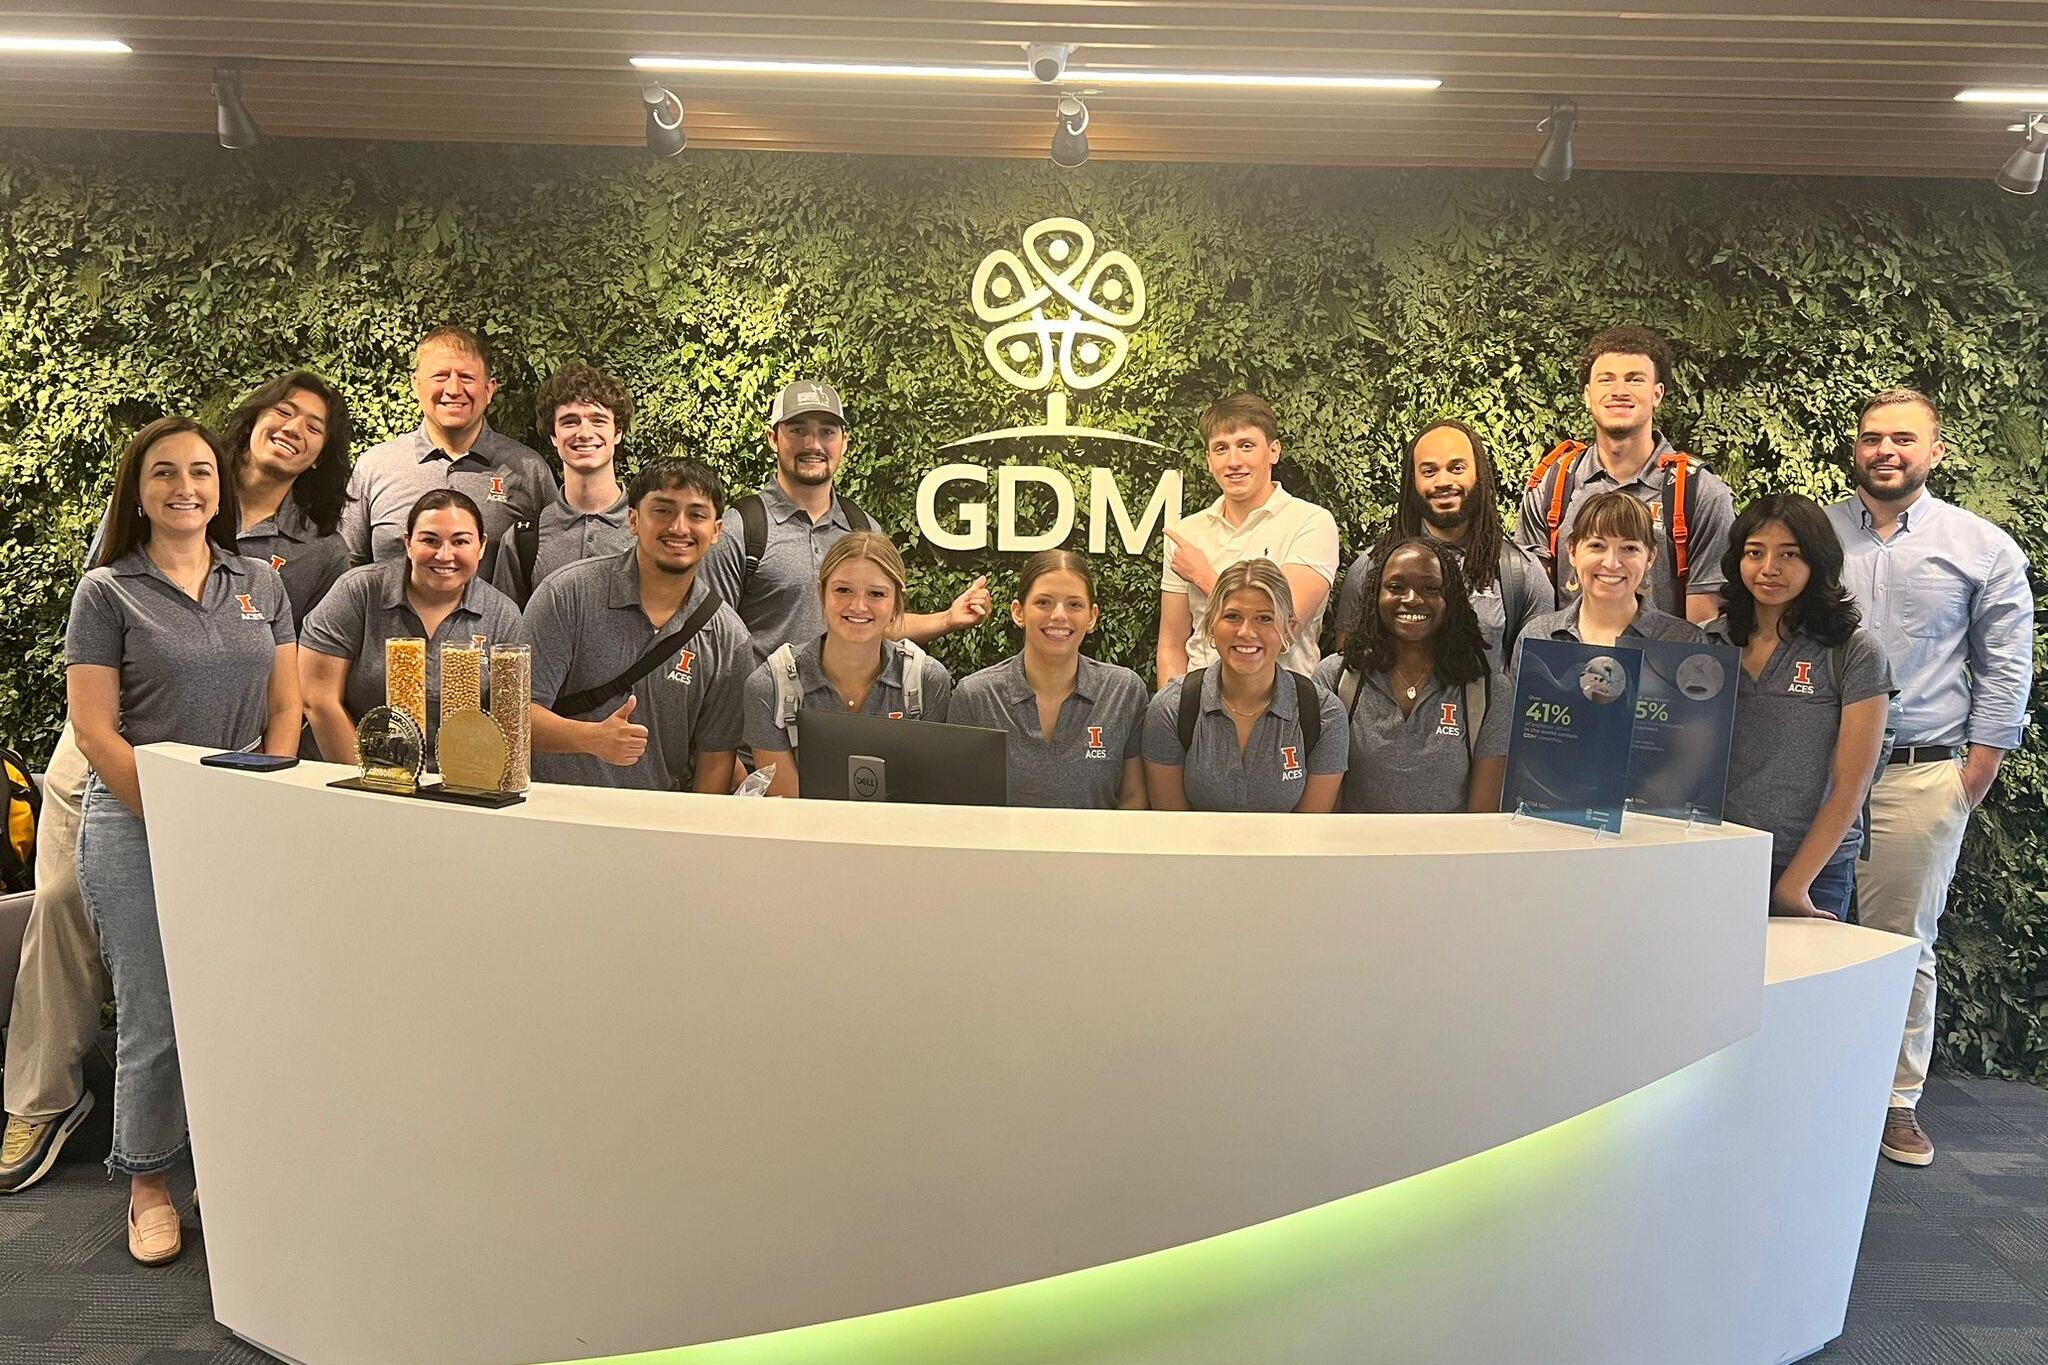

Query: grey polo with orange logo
[339,423,556,580]
[948,653,1147,809]
[1141,667,1348,812]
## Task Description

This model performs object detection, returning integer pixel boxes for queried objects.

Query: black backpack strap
[515,518,540,595]
[1293,671,1321,756]
[1175,668,1206,754]
[736,494,768,583]
[839,495,873,534]
[551,591,726,719]
[1498,550,1528,651]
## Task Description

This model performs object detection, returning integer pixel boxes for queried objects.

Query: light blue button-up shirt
[1826,491,2033,750]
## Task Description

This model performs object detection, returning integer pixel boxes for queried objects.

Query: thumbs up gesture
[591,693,650,766]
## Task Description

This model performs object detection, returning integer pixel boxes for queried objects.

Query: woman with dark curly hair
[1708,493,1893,921]
[1314,534,1508,812]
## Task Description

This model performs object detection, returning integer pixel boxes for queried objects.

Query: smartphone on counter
[200,752,299,773]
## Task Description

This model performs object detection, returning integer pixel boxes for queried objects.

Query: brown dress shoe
[1880,1105,1934,1167]
[128,1200,183,1265]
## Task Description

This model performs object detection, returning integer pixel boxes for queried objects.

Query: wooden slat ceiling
[2,1,2047,176]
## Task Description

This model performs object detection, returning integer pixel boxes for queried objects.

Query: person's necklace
[1221,691,1270,720]
[1389,662,1432,702]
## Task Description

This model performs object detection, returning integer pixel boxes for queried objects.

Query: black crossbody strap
[552,592,725,719]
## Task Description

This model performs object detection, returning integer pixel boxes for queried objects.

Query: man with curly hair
[492,362,636,606]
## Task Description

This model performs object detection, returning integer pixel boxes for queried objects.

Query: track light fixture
[214,68,260,150]
[1051,94,1089,168]
[1534,100,1575,183]
[642,84,686,158]
[1997,114,2048,195]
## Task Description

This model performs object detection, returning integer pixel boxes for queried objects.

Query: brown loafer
[128,1200,182,1265]
[1880,1105,1934,1167]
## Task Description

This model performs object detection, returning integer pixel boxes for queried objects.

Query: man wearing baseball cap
[702,380,992,661]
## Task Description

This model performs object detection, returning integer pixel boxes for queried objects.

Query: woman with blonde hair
[1142,557,1347,812]
[741,531,952,797]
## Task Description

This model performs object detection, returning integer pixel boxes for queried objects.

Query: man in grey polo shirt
[1827,388,2034,1168]
[339,325,555,580]
[525,458,749,792]
[1516,325,1734,624]
[491,362,635,607]
[700,380,991,662]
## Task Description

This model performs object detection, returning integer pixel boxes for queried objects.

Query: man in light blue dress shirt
[1826,388,2034,1169]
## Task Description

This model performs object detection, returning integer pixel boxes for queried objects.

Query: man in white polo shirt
[1156,392,1339,687]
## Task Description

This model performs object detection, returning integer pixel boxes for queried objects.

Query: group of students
[0,322,2033,1266]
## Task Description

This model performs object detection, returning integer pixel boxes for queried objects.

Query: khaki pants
[2,724,105,1121]
[1857,757,1973,1110]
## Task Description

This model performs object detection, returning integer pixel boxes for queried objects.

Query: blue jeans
[75,774,187,1176]
[1775,852,1857,923]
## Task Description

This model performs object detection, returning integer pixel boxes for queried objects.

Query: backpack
[1526,440,1703,615]
[735,492,873,590]
[1174,669,1322,757]
[1,745,40,893]
[512,517,541,595]
[768,637,928,751]
[1335,666,1490,761]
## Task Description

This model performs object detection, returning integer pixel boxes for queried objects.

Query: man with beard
[700,381,991,662]
[1332,420,1553,659]
[1517,326,1733,624]
[523,458,751,792]
[1826,389,2032,1169]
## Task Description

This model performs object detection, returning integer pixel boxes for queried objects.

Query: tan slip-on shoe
[128,1200,182,1265]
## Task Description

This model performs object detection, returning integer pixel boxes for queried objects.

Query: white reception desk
[134,745,1916,1365]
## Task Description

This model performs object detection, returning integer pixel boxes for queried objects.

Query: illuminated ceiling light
[628,55,1438,91]
[1997,114,2048,194]
[1956,88,2048,104]
[642,84,685,158]
[214,68,260,150]
[1533,100,1576,183]
[1051,94,1089,168]
[0,35,131,55]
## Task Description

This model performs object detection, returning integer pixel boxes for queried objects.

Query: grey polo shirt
[65,546,295,751]
[523,549,750,791]
[488,490,634,607]
[237,498,350,627]
[1707,620,1894,866]
[948,654,1148,809]
[1311,656,1511,814]
[339,423,556,580]
[1513,431,1735,614]
[742,636,954,757]
[1142,668,1349,812]
[700,480,879,661]
[1510,602,1707,687]
[300,559,524,760]
[1333,538,1555,662]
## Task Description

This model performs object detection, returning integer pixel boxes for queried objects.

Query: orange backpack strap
[1658,451,1694,604]
[1527,440,1587,564]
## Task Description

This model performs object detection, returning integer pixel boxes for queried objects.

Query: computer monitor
[796,709,1008,807]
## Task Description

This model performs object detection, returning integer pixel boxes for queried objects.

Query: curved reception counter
[134,744,1916,1365]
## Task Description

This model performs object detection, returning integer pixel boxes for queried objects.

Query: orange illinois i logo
[1279,744,1303,779]
[665,647,696,685]
[269,554,287,572]
[1084,724,1109,759]
[487,474,509,503]
[1435,702,1461,737]
[1790,660,1816,695]
[234,592,263,621]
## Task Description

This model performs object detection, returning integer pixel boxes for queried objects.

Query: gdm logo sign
[917,217,1182,554]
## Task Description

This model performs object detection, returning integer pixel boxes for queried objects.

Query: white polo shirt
[1162,483,1340,677]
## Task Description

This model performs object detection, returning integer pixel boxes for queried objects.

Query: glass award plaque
[327,704,425,795]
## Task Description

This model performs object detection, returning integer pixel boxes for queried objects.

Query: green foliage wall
[2,132,2043,1076]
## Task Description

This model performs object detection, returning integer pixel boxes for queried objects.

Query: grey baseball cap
[769,380,845,426]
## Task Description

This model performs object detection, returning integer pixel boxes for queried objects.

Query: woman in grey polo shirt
[1708,494,1893,921]
[1511,490,1707,681]
[743,532,953,797]
[949,550,1148,809]
[1143,558,1348,813]
[300,489,523,766]
[1313,536,1510,813]
[65,417,301,1265]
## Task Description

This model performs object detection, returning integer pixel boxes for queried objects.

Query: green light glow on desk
[538,1060,1706,1365]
